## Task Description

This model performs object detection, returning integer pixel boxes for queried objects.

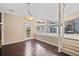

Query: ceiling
[0,3,58,19]
[0,3,79,21]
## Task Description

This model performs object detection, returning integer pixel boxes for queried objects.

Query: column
[58,3,65,53]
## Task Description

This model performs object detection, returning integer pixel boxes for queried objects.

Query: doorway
[24,22,32,40]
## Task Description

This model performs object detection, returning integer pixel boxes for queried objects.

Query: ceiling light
[24,3,34,21]
[24,16,34,20]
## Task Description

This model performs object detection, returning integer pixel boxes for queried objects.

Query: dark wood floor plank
[0,39,69,56]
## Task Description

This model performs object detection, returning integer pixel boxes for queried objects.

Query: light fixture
[24,3,34,21]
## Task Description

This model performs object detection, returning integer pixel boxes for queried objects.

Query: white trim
[2,12,4,45]
[24,37,32,40]
[37,39,58,47]
[3,39,26,45]
[62,48,79,56]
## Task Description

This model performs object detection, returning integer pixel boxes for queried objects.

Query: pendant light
[24,3,34,21]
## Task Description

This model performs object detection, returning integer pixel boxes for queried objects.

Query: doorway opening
[24,22,32,40]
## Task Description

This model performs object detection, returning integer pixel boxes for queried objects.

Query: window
[37,20,58,36]
[37,25,46,33]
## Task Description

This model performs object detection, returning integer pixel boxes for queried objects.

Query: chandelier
[24,3,34,21]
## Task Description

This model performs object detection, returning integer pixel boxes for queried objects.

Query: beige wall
[64,11,79,20]
[4,13,25,45]
[31,19,37,39]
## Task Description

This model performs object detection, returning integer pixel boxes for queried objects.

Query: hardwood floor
[0,39,69,56]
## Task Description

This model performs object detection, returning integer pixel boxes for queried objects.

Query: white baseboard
[37,39,58,47]
[2,37,34,45]
[2,39,26,45]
